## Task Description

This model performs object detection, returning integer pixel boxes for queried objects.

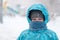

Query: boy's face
[32,17,44,22]
[30,10,44,22]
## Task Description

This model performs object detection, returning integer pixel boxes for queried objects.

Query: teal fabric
[17,29,58,40]
[26,4,49,24]
[17,4,58,40]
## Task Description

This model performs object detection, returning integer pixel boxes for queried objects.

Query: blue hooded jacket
[17,4,58,40]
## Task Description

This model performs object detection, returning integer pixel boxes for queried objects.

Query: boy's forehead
[30,10,43,18]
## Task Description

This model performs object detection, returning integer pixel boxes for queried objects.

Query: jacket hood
[26,4,49,24]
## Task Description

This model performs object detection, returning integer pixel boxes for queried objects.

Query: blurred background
[0,0,60,40]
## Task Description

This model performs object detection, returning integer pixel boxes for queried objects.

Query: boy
[17,4,58,40]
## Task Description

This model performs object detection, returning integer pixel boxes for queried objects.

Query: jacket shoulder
[17,29,29,40]
[46,29,56,33]
[45,29,58,38]
[21,29,30,35]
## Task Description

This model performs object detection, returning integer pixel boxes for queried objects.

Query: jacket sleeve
[17,30,28,40]
[17,32,26,40]
[52,32,59,40]
[46,30,59,40]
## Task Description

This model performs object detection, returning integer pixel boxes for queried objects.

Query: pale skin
[32,18,44,22]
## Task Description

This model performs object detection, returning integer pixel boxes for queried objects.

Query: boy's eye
[38,18,43,20]
[32,18,43,20]
[32,19,36,20]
